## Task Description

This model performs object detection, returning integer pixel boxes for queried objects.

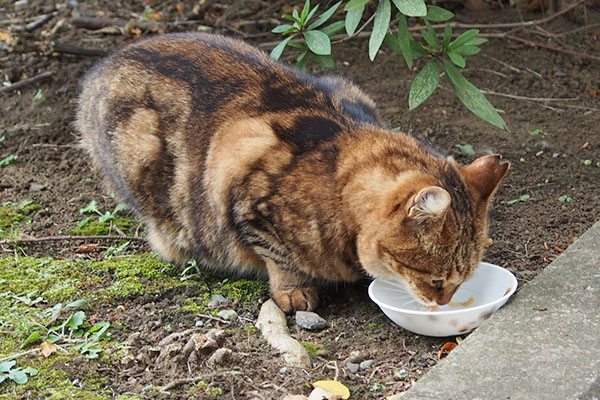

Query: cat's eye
[432,279,443,290]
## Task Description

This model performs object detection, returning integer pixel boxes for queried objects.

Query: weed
[558,195,573,203]
[506,194,530,205]
[0,154,15,167]
[455,143,475,155]
[32,88,43,102]
[0,360,38,385]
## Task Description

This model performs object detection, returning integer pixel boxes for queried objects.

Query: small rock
[346,361,360,373]
[346,350,366,364]
[217,309,238,321]
[155,342,182,365]
[126,332,142,347]
[295,311,328,331]
[135,351,150,365]
[360,359,374,370]
[207,347,232,366]
[29,183,46,191]
[206,328,226,347]
[208,294,229,307]
[194,320,204,327]
[280,367,292,374]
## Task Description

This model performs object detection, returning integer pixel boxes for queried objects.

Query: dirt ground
[1,0,599,399]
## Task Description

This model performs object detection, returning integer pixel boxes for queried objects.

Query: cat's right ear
[461,154,510,201]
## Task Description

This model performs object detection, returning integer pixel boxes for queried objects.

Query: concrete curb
[402,220,600,400]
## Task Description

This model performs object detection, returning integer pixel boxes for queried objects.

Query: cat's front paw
[271,286,319,313]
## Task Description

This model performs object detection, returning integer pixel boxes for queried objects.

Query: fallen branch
[72,16,124,30]
[0,71,54,94]
[505,35,600,63]
[50,41,107,57]
[0,235,146,245]
[24,12,57,32]
[160,372,222,392]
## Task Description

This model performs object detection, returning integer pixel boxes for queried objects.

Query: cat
[76,32,509,313]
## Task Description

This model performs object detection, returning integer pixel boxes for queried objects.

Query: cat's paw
[271,286,319,313]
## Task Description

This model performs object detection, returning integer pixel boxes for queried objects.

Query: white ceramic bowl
[368,262,518,337]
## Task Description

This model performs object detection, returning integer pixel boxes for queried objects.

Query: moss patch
[68,218,137,236]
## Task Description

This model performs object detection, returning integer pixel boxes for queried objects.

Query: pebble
[279,367,292,374]
[29,183,46,191]
[206,328,226,347]
[347,350,366,364]
[295,311,328,331]
[194,320,204,327]
[126,332,142,346]
[360,359,374,370]
[208,294,229,307]
[217,309,238,321]
[346,362,360,373]
[207,347,232,366]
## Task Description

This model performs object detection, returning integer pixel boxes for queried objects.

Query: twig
[72,16,124,30]
[505,35,600,63]
[0,349,39,363]
[161,372,222,392]
[0,235,146,246]
[24,12,57,32]
[50,41,107,57]
[195,313,230,324]
[480,90,580,102]
[0,71,54,94]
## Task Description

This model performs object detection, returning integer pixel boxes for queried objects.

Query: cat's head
[357,155,509,306]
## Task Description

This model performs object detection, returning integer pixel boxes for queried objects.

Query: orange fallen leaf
[145,12,163,21]
[554,245,564,253]
[312,380,350,399]
[581,142,590,150]
[176,4,184,18]
[75,243,99,254]
[438,342,457,359]
[0,31,10,42]
[589,89,597,98]
[40,340,57,358]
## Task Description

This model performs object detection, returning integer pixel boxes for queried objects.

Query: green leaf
[392,0,427,17]
[314,54,336,68]
[308,1,341,30]
[297,49,308,63]
[0,361,16,373]
[272,24,294,33]
[455,143,475,155]
[22,367,38,377]
[87,321,111,341]
[304,30,331,55]
[98,211,114,223]
[293,8,301,23]
[450,29,480,50]
[345,5,364,35]
[8,369,28,384]
[466,37,488,46]
[0,375,6,384]
[270,36,293,60]
[32,88,43,102]
[443,60,506,129]
[79,200,99,215]
[454,45,481,56]
[448,51,466,67]
[65,299,87,309]
[0,154,15,167]
[421,20,438,52]
[409,60,439,110]
[425,5,454,21]
[305,4,320,26]
[396,15,413,68]
[288,42,305,49]
[409,36,429,57]
[442,24,452,52]
[321,20,346,37]
[369,0,391,61]
[345,0,369,11]
[76,217,91,228]
[64,310,85,332]
[21,331,43,348]
[282,14,298,23]
[113,203,126,215]
[300,0,311,23]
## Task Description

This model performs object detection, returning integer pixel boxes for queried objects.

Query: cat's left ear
[461,155,510,201]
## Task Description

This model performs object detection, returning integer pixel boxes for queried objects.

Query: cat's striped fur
[76,32,509,312]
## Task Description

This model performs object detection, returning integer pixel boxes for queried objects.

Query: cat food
[449,297,475,308]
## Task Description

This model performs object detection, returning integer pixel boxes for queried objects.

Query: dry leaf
[176,3,184,18]
[145,12,163,21]
[0,31,10,42]
[75,243,99,254]
[437,342,457,359]
[40,340,57,358]
[589,89,597,98]
[312,380,350,400]
[581,142,590,150]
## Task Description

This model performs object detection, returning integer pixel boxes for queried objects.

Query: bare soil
[1,0,599,399]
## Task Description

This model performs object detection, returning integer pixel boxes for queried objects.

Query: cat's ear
[407,186,451,222]
[461,155,510,201]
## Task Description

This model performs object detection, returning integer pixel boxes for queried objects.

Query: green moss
[68,218,137,236]
[19,203,42,215]
[0,205,24,231]
[300,341,328,357]
[220,279,269,303]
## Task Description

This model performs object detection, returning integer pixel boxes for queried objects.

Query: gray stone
[206,328,226,347]
[279,367,292,374]
[208,294,229,307]
[217,309,238,321]
[346,350,366,363]
[403,220,600,400]
[29,183,46,191]
[207,348,232,366]
[295,311,328,331]
[194,320,204,327]
[346,362,360,373]
[360,359,374,370]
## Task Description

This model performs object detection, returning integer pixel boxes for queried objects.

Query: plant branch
[0,235,146,246]
[0,71,54,94]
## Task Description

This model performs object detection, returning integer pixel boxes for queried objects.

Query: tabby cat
[76,32,509,313]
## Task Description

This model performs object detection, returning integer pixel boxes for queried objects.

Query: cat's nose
[436,286,458,305]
